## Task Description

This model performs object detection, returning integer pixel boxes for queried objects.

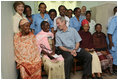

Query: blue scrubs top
[70,16,84,31]
[107,16,117,65]
[27,14,34,23]
[31,13,53,35]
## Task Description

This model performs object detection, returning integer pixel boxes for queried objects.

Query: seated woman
[78,19,102,79]
[36,21,65,79]
[14,19,41,79]
[93,23,113,74]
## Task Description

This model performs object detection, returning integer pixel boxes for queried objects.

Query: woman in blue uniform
[31,3,54,35]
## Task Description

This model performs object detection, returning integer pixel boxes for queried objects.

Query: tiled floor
[42,70,117,79]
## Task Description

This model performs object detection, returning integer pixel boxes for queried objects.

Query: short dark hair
[113,6,117,11]
[67,9,73,12]
[23,5,32,14]
[48,9,57,16]
[38,2,47,11]
[85,10,91,16]
[74,7,80,14]
[95,23,102,29]
[58,5,66,11]
[13,1,25,12]
[41,21,49,29]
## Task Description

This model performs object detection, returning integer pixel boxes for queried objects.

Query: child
[93,23,113,74]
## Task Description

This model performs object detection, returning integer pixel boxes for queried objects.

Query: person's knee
[66,56,73,62]
[86,52,92,61]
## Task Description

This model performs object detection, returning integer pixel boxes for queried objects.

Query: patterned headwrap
[81,19,89,27]
[19,19,29,26]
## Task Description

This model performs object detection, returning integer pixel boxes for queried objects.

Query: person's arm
[108,34,114,49]
[69,18,73,28]
[107,17,116,49]
[51,39,55,55]
[41,50,55,59]
[59,46,72,53]
[74,42,80,51]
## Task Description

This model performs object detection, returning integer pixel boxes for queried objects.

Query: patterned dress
[14,32,42,79]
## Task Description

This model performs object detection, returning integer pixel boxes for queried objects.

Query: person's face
[59,6,66,16]
[86,14,91,21]
[42,22,50,32]
[56,19,65,30]
[75,9,81,17]
[16,4,24,14]
[95,25,102,33]
[39,4,46,14]
[83,24,89,32]
[21,22,30,34]
[25,7,31,17]
[67,10,72,18]
[82,6,86,13]
[49,12,56,20]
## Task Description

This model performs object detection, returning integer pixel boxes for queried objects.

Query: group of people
[13,1,117,79]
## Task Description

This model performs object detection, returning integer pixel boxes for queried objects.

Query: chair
[72,58,83,74]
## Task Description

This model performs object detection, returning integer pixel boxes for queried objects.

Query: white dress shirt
[89,19,96,34]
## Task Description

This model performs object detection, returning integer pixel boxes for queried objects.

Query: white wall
[24,1,117,14]
[1,1,17,79]
[80,1,117,10]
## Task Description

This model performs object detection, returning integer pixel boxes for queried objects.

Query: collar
[38,13,47,19]
[60,27,70,33]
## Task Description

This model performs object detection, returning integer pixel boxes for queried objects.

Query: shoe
[97,76,103,79]
[82,75,88,79]
[91,76,97,79]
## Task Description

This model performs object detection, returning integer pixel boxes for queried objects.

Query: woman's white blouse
[13,12,27,33]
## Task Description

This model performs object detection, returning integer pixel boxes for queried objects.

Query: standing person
[14,19,42,79]
[48,9,57,22]
[36,21,65,79]
[70,7,84,32]
[81,6,86,19]
[23,5,34,33]
[53,5,69,32]
[31,3,54,35]
[79,19,102,79]
[13,1,27,33]
[86,10,96,34]
[107,15,117,74]
[107,6,117,29]
[66,9,73,18]
[55,17,92,79]
[93,23,113,74]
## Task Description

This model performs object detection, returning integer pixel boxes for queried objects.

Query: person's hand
[109,42,114,49]
[85,48,90,52]
[51,51,55,55]
[51,58,59,63]
[89,48,95,52]
[71,50,77,57]
[100,51,108,56]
